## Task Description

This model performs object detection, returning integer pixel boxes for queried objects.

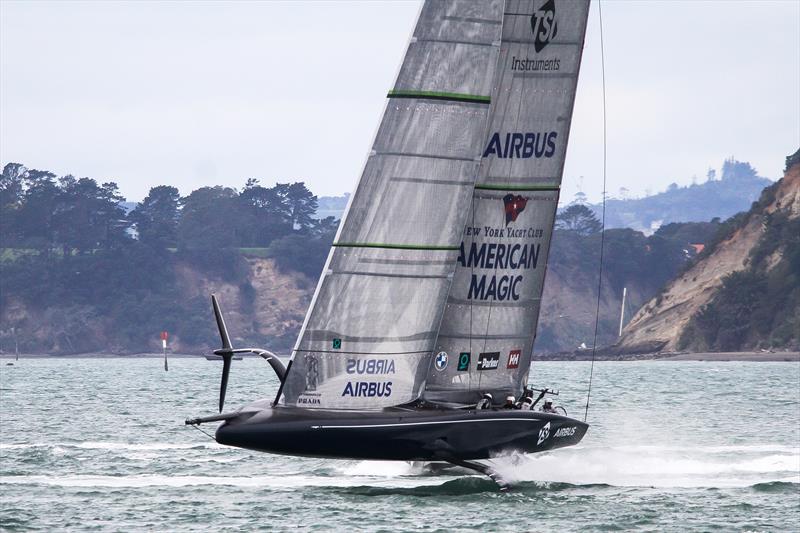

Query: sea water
[1,359,798,532]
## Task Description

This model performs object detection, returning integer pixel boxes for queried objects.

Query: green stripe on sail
[474,184,561,192]
[387,90,491,104]
[333,242,459,251]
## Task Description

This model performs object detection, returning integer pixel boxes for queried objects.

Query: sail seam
[330,270,451,280]
[332,242,458,251]
[474,184,560,191]
[387,90,491,104]
[442,15,502,25]
[373,151,479,162]
[293,349,431,355]
[413,37,497,48]
[445,298,540,307]
[513,72,577,79]
[390,177,475,186]
[501,39,583,46]
[436,333,534,340]
[359,258,452,266]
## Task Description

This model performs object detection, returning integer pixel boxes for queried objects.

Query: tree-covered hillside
[617,149,800,353]
[678,153,800,351]
[536,205,720,352]
[582,158,772,233]
[2,159,767,355]
[0,163,336,353]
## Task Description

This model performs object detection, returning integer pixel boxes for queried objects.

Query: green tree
[267,215,338,278]
[0,163,27,246]
[177,186,241,251]
[555,204,602,235]
[15,170,60,252]
[284,182,318,232]
[129,185,180,248]
[239,180,292,246]
[53,176,129,254]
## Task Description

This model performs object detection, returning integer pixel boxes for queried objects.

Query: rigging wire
[189,423,217,441]
[584,0,608,423]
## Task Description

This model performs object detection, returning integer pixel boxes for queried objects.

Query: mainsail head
[423,0,591,405]
[280,0,505,410]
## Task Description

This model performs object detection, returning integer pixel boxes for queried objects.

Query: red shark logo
[503,194,528,226]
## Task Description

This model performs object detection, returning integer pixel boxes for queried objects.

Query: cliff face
[1,256,313,355]
[617,159,800,353]
[171,256,312,352]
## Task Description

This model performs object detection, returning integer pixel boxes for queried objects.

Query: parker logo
[503,194,528,226]
[477,352,500,371]
[507,349,521,369]
[531,0,558,53]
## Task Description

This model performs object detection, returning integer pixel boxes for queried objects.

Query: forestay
[280,0,504,409]
[423,0,590,405]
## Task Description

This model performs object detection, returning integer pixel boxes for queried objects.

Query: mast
[279,1,505,410]
[618,286,627,337]
[424,0,591,405]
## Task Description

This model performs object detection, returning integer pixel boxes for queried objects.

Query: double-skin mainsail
[280,0,589,410]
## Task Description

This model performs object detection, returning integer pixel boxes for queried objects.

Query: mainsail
[423,0,591,405]
[280,0,504,409]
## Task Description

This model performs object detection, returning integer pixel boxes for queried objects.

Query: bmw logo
[434,351,448,371]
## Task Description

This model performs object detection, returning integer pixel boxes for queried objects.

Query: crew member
[517,388,534,409]
[541,398,558,414]
[476,393,492,410]
[521,395,535,410]
[503,395,516,409]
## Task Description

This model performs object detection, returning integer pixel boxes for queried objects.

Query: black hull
[215,401,588,461]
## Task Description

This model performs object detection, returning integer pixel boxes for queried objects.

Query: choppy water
[1,358,798,532]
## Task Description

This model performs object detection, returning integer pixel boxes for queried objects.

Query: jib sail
[280,0,504,409]
[423,0,590,405]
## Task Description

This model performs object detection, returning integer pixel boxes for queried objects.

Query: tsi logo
[531,0,558,53]
[537,421,551,445]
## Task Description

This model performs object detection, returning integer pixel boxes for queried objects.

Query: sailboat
[187,0,591,489]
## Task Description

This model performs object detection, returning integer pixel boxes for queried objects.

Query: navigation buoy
[161,331,169,371]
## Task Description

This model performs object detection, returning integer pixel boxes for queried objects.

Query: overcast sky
[1,0,798,204]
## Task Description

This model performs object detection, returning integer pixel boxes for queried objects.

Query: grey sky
[1,0,798,204]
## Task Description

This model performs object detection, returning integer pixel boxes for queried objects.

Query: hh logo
[503,194,528,226]
[537,421,551,445]
[531,0,558,53]
[507,349,521,369]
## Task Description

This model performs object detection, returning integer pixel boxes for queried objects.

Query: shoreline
[2,351,798,362]
[534,351,800,362]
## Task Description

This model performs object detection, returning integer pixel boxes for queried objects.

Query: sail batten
[387,90,492,103]
[332,243,459,251]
